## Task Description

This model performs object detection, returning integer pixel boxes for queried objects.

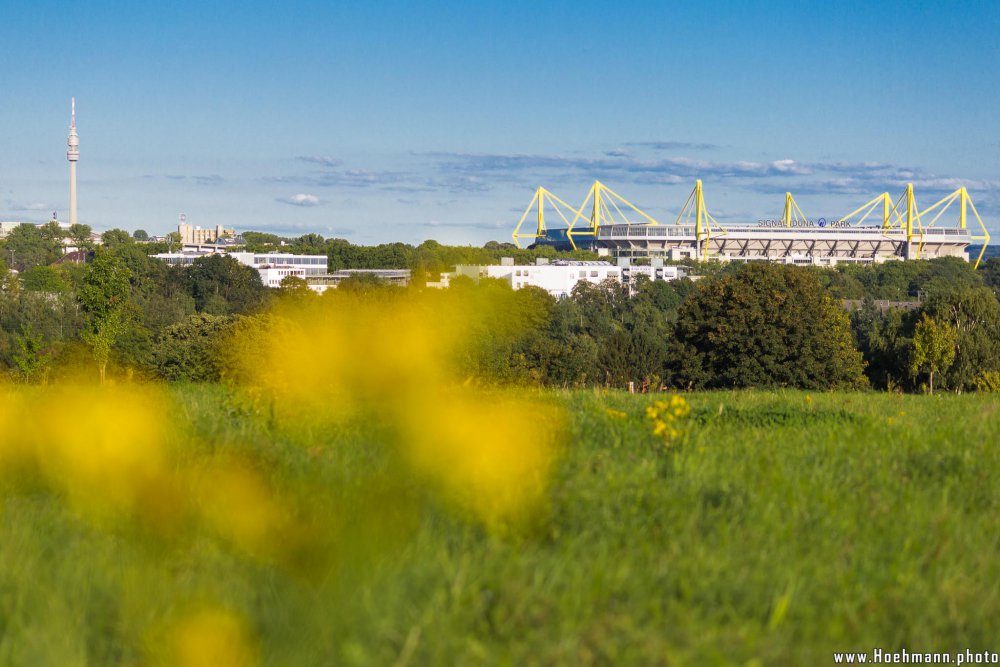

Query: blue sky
[2,1,998,243]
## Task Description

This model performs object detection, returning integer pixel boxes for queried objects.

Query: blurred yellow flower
[645,395,691,448]
[227,289,566,534]
[196,464,289,562]
[403,392,561,532]
[0,386,181,522]
[165,608,257,667]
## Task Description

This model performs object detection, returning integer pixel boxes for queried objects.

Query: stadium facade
[513,181,990,268]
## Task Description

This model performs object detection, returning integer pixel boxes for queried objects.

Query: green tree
[909,313,957,394]
[186,255,267,314]
[78,251,132,383]
[517,297,597,386]
[918,256,982,298]
[978,257,1000,297]
[671,263,867,390]
[292,233,326,254]
[4,224,63,271]
[101,228,134,249]
[919,287,1000,390]
[11,325,51,383]
[850,302,913,390]
[132,229,149,242]
[151,313,236,382]
[20,266,72,293]
[1,265,20,296]
[276,275,315,305]
[68,223,94,261]
[39,221,66,243]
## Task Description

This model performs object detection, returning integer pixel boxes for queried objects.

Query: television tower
[67,97,79,227]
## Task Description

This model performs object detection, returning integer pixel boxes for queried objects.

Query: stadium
[513,180,990,268]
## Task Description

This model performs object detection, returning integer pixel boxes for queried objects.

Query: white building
[305,269,411,293]
[487,260,620,298]
[0,222,23,239]
[227,252,327,276]
[259,265,306,288]
[457,258,686,298]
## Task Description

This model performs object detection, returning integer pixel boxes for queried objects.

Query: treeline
[466,257,1000,392]
[241,233,600,274]
[150,257,1000,392]
[0,231,594,382]
[0,223,153,273]
[2,229,1000,392]
[0,244,269,382]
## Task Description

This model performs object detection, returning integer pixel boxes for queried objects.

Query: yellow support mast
[836,192,903,229]
[511,186,591,249]
[782,192,809,227]
[695,180,703,243]
[567,180,660,248]
[673,179,726,261]
[918,187,991,268]
[903,183,924,259]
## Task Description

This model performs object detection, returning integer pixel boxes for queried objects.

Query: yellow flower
[646,395,690,448]
[195,464,289,562]
[402,392,561,533]
[165,608,257,667]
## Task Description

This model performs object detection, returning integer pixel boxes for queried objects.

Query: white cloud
[277,193,321,207]
[770,159,811,175]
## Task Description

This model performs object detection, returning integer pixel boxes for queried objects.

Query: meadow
[1,386,997,666]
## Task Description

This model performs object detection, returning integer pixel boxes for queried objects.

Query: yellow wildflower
[645,395,691,448]
[165,608,257,667]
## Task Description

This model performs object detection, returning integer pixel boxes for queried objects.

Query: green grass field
[1,387,998,666]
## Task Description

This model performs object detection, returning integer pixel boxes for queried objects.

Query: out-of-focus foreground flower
[228,289,565,532]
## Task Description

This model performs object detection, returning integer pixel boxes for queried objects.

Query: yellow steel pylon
[566,180,660,249]
[511,186,590,249]
[782,192,809,227]
[674,180,726,261]
[917,187,991,268]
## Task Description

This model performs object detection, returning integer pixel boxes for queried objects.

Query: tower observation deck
[512,181,990,268]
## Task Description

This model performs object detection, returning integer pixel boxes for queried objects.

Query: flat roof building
[260,265,307,288]
[227,252,327,276]
[305,269,411,293]
[456,258,686,298]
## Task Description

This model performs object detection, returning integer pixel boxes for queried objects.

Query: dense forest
[2,227,1000,392]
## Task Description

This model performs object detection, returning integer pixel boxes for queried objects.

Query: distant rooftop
[548,260,614,266]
